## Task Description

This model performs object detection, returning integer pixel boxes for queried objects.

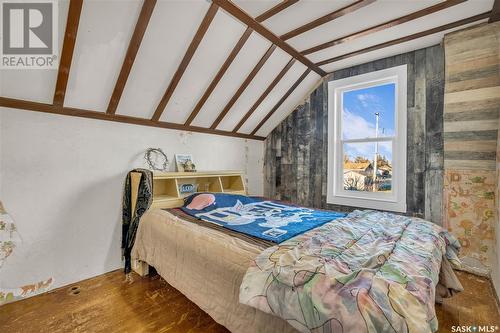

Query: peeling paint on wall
[0,202,20,269]
[0,201,54,305]
[443,170,496,275]
[0,278,54,305]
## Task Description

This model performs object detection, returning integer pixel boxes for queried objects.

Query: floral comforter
[239,210,462,333]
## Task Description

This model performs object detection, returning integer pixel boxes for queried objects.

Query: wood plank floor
[1,270,498,333]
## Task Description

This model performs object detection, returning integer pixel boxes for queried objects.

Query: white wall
[0,107,264,293]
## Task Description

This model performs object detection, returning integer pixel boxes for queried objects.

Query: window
[327,65,407,212]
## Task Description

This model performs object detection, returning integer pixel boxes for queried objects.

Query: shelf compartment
[176,176,222,194]
[221,175,245,193]
[153,178,179,198]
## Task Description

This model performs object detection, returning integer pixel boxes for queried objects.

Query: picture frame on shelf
[175,154,196,172]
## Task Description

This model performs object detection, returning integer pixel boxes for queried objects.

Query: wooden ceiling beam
[184,0,297,126]
[53,0,84,106]
[210,44,277,129]
[233,58,296,133]
[184,1,297,126]
[106,0,156,115]
[184,27,252,126]
[250,69,311,136]
[0,97,265,141]
[151,3,219,122]
[255,0,299,22]
[490,0,500,22]
[280,0,375,41]
[302,0,467,55]
[317,11,491,68]
[211,0,326,77]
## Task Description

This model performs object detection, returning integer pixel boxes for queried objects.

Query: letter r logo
[2,2,53,54]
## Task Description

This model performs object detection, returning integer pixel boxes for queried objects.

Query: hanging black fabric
[122,168,153,273]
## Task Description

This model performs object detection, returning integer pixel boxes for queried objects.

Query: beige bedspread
[131,208,297,333]
[132,209,462,333]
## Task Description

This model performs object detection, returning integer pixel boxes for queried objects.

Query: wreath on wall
[144,148,169,171]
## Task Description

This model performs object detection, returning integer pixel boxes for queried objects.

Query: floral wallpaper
[443,170,496,273]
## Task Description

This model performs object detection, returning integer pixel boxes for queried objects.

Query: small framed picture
[175,154,196,172]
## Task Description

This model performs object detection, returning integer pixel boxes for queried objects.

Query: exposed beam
[280,0,375,41]
[210,45,277,129]
[317,11,491,67]
[250,69,311,136]
[53,0,84,106]
[233,58,296,133]
[211,0,326,76]
[107,0,156,115]
[184,0,297,126]
[302,0,467,55]
[0,97,265,141]
[255,0,299,22]
[151,3,219,122]
[490,0,500,22]
[184,27,253,126]
[184,0,298,126]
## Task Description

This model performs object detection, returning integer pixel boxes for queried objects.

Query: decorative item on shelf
[179,183,198,194]
[175,154,196,172]
[182,160,196,172]
[144,148,169,171]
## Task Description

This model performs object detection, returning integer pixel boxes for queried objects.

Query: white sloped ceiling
[160,10,247,124]
[64,0,142,111]
[116,0,211,119]
[1,0,495,138]
[191,31,272,127]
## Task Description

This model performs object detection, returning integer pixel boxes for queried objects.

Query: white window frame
[327,65,407,213]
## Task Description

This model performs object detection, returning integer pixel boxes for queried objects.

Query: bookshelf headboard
[130,171,246,210]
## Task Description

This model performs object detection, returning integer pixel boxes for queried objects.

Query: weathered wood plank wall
[442,22,500,274]
[443,23,500,170]
[264,44,446,223]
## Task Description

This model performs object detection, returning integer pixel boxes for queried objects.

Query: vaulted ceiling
[0,0,497,140]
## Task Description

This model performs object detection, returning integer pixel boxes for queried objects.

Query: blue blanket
[181,193,345,243]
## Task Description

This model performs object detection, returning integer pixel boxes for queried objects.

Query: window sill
[327,195,406,213]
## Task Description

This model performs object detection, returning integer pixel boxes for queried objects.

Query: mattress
[131,208,298,333]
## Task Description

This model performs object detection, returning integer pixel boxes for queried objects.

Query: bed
[131,208,297,333]
[127,172,463,333]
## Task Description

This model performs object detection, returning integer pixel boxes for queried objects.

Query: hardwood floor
[1,270,498,333]
[435,272,500,330]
